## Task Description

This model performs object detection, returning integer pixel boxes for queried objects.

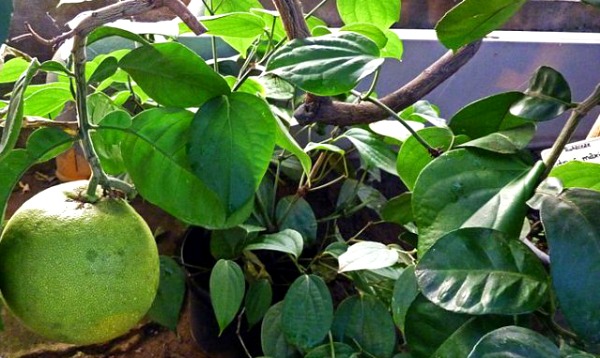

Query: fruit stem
[72,33,136,201]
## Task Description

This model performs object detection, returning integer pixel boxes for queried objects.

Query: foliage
[1,0,600,356]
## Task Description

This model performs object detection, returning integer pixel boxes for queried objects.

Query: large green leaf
[282,275,333,350]
[119,42,230,107]
[412,148,532,255]
[510,66,573,121]
[468,326,560,358]
[459,123,536,154]
[449,92,528,139]
[0,0,12,44]
[261,302,301,358]
[147,256,186,331]
[1,59,41,159]
[391,266,419,333]
[22,87,72,116]
[332,295,397,358]
[397,127,454,190]
[245,229,304,259]
[201,12,265,38]
[540,189,600,344]
[188,92,276,218]
[210,259,245,334]
[244,279,272,328]
[0,128,73,224]
[340,24,388,49]
[336,0,400,29]
[276,196,317,245]
[0,58,30,84]
[103,108,227,228]
[435,0,527,50]
[549,161,600,191]
[343,128,397,176]
[266,32,384,96]
[416,228,549,315]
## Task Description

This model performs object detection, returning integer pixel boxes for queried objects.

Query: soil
[0,162,213,358]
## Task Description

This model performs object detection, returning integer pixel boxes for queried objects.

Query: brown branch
[272,0,311,40]
[295,40,483,126]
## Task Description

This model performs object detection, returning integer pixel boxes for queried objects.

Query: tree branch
[295,40,482,126]
[271,0,311,40]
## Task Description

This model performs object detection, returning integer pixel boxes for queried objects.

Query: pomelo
[0,180,160,344]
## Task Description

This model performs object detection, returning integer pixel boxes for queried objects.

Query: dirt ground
[0,162,214,358]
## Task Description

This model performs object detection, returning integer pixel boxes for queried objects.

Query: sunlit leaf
[338,242,399,273]
[340,23,388,49]
[201,12,266,38]
[549,161,600,191]
[337,0,401,29]
[245,229,304,258]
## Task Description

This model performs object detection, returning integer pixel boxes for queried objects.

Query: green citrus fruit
[0,180,160,344]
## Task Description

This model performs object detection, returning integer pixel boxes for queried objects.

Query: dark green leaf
[336,178,387,215]
[114,108,227,228]
[267,32,384,96]
[583,0,600,7]
[210,259,245,334]
[245,279,272,328]
[88,56,119,84]
[391,266,419,333]
[210,225,262,260]
[336,0,400,29]
[39,60,72,76]
[147,256,186,331]
[188,92,276,219]
[412,149,533,255]
[0,128,73,224]
[540,189,600,344]
[510,66,573,121]
[305,342,358,358]
[416,228,549,315]
[1,59,41,158]
[449,92,528,139]
[282,275,333,350]
[459,123,536,154]
[276,196,317,245]
[332,295,396,358]
[0,0,12,44]
[343,128,397,176]
[435,0,527,50]
[87,26,150,46]
[245,229,304,258]
[119,42,230,107]
[381,193,413,226]
[468,326,560,358]
[549,161,600,191]
[397,127,453,190]
[201,12,265,38]
[261,302,301,358]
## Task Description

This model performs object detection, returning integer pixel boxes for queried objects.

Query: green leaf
[119,42,230,107]
[110,108,227,228]
[391,266,419,333]
[282,275,334,350]
[459,123,536,154]
[468,326,560,358]
[274,114,312,177]
[510,66,573,121]
[210,225,263,260]
[147,256,186,331]
[23,86,72,116]
[549,161,600,191]
[413,149,533,255]
[267,32,384,96]
[449,92,528,139]
[416,228,549,315]
[338,242,399,273]
[337,0,400,29]
[0,58,31,84]
[1,59,40,158]
[210,259,245,334]
[380,29,404,59]
[0,128,73,224]
[261,302,301,358]
[305,342,358,358]
[188,92,276,218]
[88,56,119,84]
[332,295,396,358]
[539,189,600,344]
[201,12,266,38]
[245,279,272,328]
[435,0,527,50]
[224,76,265,96]
[343,128,397,176]
[92,109,131,175]
[245,229,304,258]
[87,26,150,46]
[583,0,600,7]
[0,0,12,44]
[340,24,388,49]
[211,0,262,14]
[397,127,454,190]
[381,193,414,226]
[276,196,317,245]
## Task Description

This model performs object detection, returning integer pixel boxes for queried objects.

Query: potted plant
[1,0,600,356]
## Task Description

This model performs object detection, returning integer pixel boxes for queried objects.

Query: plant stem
[541,83,600,179]
[350,89,438,156]
[305,0,330,19]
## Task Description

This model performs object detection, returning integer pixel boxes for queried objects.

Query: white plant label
[541,137,600,167]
